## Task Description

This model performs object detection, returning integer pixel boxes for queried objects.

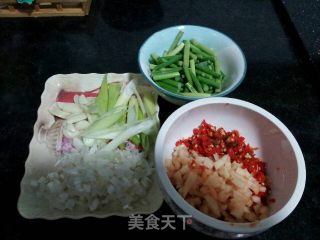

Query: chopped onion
[31,149,153,211]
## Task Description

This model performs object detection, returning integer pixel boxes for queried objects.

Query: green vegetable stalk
[95,74,109,115]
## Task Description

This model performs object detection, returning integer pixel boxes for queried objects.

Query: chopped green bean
[215,80,222,93]
[202,83,209,92]
[195,53,214,61]
[197,60,211,67]
[189,52,198,60]
[214,57,221,74]
[183,40,190,67]
[189,68,204,93]
[183,66,193,85]
[197,75,221,88]
[152,67,182,74]
[151,53,160,64]
[167,42,185,56]
[186,82,198,93]
[191,39,216,56]
[168,31,184,53]
[158,82,178,93]
[149,64,156,70]
[153,72,180,80]
[158,79,182,89]
[190,59,196,75]
[153,55,182,71]
[190,43,214,60]
[196,69,216,79]
[175,76,182,81]
[195,64,221,78]
[158,54,182,62]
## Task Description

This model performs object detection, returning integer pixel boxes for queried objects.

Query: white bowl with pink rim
[154,97,306,238]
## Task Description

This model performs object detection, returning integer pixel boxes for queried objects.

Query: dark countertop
[0,0,319,239]
[281,0,320,75]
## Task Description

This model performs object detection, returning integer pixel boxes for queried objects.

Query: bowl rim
[138,25,247,101]
[155,97,306,234]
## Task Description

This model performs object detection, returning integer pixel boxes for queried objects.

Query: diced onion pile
[31,149,153,212]
[166,144,268,223]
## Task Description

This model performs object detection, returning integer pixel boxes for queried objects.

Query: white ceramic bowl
[155,97,306,238]
[138,25,247,105]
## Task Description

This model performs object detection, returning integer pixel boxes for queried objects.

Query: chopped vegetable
[142,91,157,117]
[100,117,156,151]
[82,106,127,136]
[183,40,190,67]
[167,42,185,56]
[107,82,122,110]
[31,149,153,211]
[189,68,203,93]
[95,75,109,115]
[149,31,225,96]
[167,120,269,223]
[168,30,184,53]
[152,72,180,81]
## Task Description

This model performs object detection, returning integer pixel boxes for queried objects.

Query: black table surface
[0,0,319,239]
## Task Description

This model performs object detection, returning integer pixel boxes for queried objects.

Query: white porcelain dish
[18,73,163,219]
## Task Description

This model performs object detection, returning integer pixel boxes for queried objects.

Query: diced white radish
[252,195,261,204]
[166,145,269,223]
[182,171,198,198]
[204,195,221,218]
[236,167,251,179]
[205,172,222,188]
[214,154,229,170]
[230,172,247,189]
[260,186,267,192]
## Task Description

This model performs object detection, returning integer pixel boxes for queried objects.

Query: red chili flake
[257,191,267,197]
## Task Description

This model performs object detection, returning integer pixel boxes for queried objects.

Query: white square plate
[18,73,163,219]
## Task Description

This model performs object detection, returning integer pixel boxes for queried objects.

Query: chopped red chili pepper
[176,120,267,186]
